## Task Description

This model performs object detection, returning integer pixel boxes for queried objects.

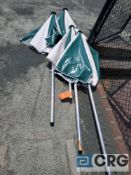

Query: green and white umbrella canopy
[47,25,76,65]
[20,12,61,54]
[58,8,76,36]
[55,32,100,86]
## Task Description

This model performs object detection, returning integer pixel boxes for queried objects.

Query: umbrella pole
[50,65,55,127]
[74,83,83,154]
[88,84,111,175]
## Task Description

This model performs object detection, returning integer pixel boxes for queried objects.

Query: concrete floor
[0,0,122,175]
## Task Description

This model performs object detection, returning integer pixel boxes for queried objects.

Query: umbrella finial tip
[51,11,56,15]
[63,8,68,11]
[78,30,83,33]
[69,25,75,29]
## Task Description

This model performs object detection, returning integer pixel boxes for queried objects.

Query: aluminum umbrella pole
[50,65,55,126]
[74,83,83,154]
[88,84,112,175]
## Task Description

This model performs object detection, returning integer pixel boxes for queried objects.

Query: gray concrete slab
[0,1,122,175]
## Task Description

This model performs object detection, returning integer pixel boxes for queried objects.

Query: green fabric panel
[58,10,66,36]
[90,46,100,79]
[56,33,93,83]
[46,14,61,46]
[21,27,40,42]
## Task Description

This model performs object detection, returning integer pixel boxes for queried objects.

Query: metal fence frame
[88,0,131,150]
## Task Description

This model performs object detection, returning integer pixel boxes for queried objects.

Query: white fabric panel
[29,16,51,53]
[44,47,53,54]
[64,10,76,33]
[82,34,98,86]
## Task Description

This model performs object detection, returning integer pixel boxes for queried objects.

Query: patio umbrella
[58,8,76,36]
[54,31,94,153]
[55,31,110,158]
[20,12,61,54]
[46,25,76,126]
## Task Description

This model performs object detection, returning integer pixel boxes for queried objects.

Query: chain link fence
[88,0,131,150]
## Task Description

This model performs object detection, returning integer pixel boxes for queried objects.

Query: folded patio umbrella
[54,31,100,153]
[54,31,110,165]
[20,12,61,54]
[58,8,76,36]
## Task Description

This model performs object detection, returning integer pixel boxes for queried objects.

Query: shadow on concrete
[0,43,45,85]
